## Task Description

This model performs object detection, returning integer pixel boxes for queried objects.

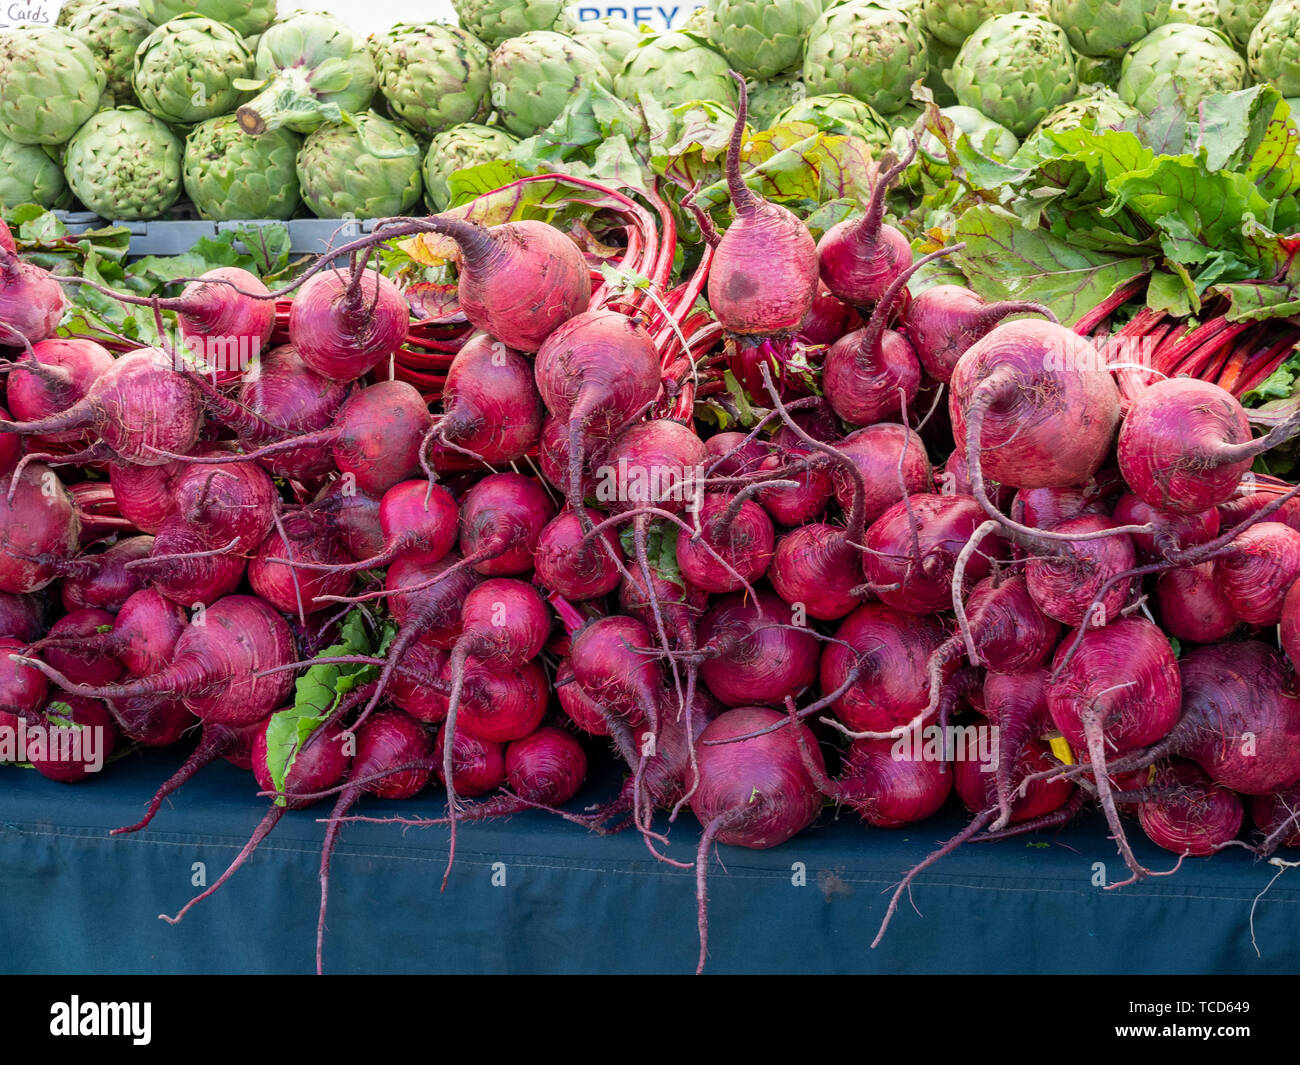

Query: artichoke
[563,15,643,77]
[64,107,182,220]
[924,32,960,106]
[1048,0,1172,57]
[948,13,1079,136]
[57,0,98,26]
[1248,0,1300,97]
[0,134,70,209]
[451,0,566,48]
[296,111,422,219]
[683,5,714,34]
[1033,85,1138,132]
[422,123,519,211]
[65,0,153,106]
[1077,54,1124,84]
[616,32,740,109]
[704,0,822,79]
[133,15,253,125]
[374,23,491,136]
[235,13,376,135]
[1118,23,1246,113]
[1216,0,1272,45]
[773,92,894,151]
[490,31,611,138]
[138,0,277,38]
[748,74,808,126]
[183,114,300,220]
[802,0,929,116]
[921,0,1029,45]
[0,28,104,146]
[1168,0,1228,31]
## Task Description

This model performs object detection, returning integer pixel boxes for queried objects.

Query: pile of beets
[5,79,1300,974]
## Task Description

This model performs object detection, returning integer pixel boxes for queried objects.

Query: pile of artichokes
[1,0,1298,222]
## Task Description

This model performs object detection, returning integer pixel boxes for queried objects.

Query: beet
[950,319,1120,492]
[821,603,949,735]
[688,706,824,973]
[864,493,1009,615]
[1137,760,1244,856]
[696,590,820,708]
[1118,378,1265,515]
[422,217,591,353]
[289,267,409,382]
[426,332,544,466]
[706,76,818,339]
[905,285,1054,384]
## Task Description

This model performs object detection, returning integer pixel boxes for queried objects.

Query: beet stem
[160,805,285,923]
[871,807,996,949]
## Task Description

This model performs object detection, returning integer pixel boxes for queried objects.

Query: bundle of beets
[4,77,1300,975]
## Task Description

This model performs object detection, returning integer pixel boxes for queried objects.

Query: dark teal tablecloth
[2,746,1298,974]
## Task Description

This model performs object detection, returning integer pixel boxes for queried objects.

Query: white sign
[0,0,62,29]
[568,3,704,29]
[314,0,701,36]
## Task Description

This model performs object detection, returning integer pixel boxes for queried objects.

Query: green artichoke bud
[296,111,422,219]
[452,0,566,48]
[57,0,98,27]
[748,74,809,127]
[0,134,71,209]
[133,15,253,125]
[1077,54,1124,84]
[422,122,519,211]
[704,0,822,79]
[924,32,960,106]
[1248,0,1300,97]
[616,32,740,109]
[563,15,644,77]
[920,0,1029,45]
[802,0,929,116]
[948,12,1078,136]
[64,107,182,220]
[490,31,611,138]
[1215,0,1271,45]
[235,13,377,135]
[1033,84,1138,132]
[0,28,105,146]
[183,114,300,220]
[374,23,491,136]
[1118,23,1246,113]
[65,0,153,106]
[1048,0,1172,57]
[773,91,894,151]
[683,5,714,34]
[1168,0,1228,32]
[138,0,277,38]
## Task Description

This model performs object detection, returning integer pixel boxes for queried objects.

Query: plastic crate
[50,214,381,258]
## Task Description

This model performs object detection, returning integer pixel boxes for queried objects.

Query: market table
[3,746,1298,974]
